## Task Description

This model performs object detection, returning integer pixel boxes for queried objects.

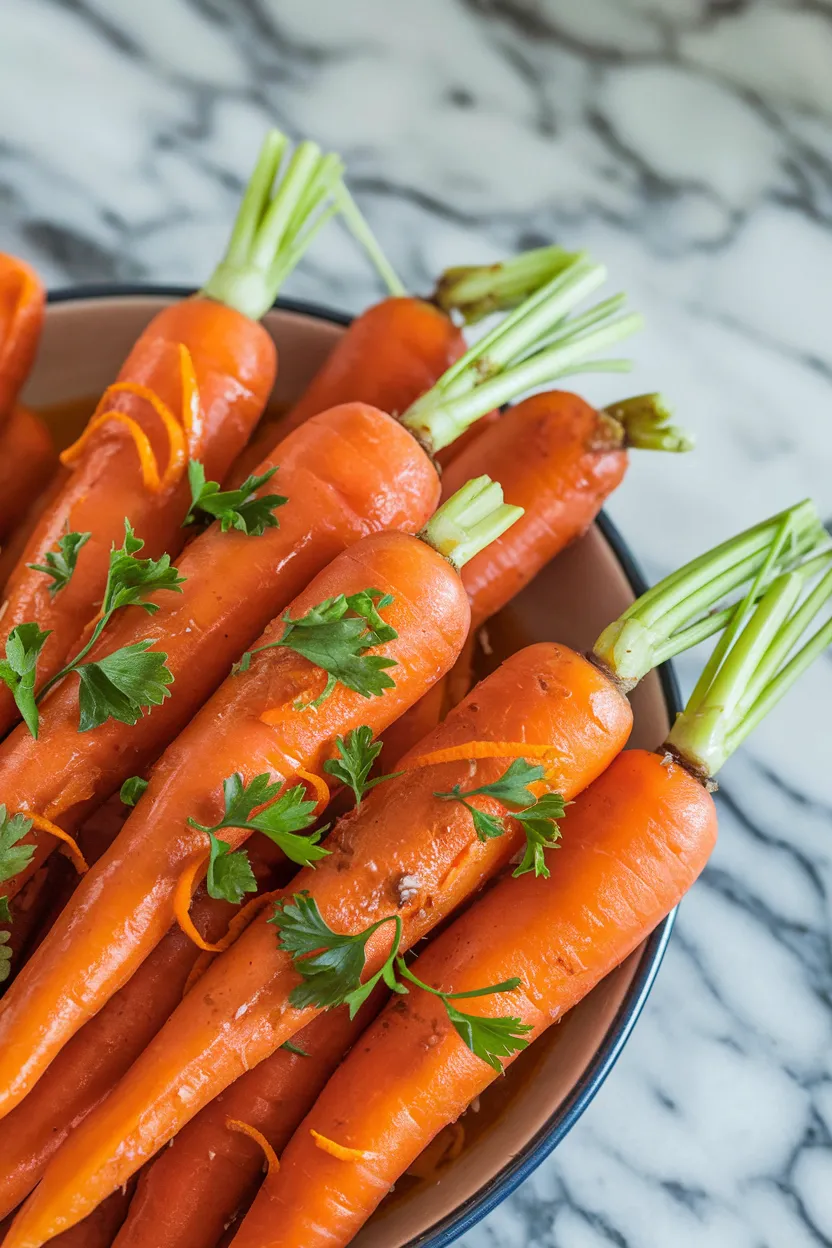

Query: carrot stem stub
[432,244,579,324]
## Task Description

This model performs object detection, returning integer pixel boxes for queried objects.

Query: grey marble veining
[1,1,831,1244]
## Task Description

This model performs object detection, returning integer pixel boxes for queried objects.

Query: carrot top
[400,255,644,454]
[432,243,580,324]
[592,499,828,689]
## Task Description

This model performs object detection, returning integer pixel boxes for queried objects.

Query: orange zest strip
[178,343,204,459]
[226,1119,280,1175]
[107,382,188,489]
[294,767,330,816]
[58,346,197,491]
[173,857,224,953]
[181,889,283,996]
[310,1130,369,1162]
[61,411,163,492]
[24,814,88,875]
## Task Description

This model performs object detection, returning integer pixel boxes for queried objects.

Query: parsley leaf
[0,932,10,984]
[0,805,35,886]
[76,642,174,732]
[323,727,403,806]
[436,760,565,877]
[0,896,11,923]
[100,520,184,618]
[272,893,530,1070]
[185,460,288,536]
[443,1003,533,1073]
[280,1040,310,1057]
[188,772,328,871]
[0,623,51,738]
[206,832,258,905]
[237,589,398,711]
[28,530,91,597]
[120,775,149,806]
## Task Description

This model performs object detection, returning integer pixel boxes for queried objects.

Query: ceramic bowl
[22,287,679,1248]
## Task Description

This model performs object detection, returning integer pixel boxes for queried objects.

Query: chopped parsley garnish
[28,529,91,597]
[120,775,149,806]
[323,726,403,806]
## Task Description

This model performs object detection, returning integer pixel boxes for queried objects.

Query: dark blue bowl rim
[45,283,681,1248]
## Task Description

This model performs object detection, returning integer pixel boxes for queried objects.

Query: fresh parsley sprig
[0,624,51,737]
[120,775,149,806]
[0,805,35,981]
[28,530,91,598]
[323,726,403,806]
[236,589,399,712]
[185,461,288,536]
[0,805,35,887]
[435,758,566,879]
[0,520,184,738]
[188,772,329,905]
[271,893,532,1072]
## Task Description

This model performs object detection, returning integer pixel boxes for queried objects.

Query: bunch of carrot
[0,123,826,1248]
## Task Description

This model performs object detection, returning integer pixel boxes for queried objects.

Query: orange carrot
[6,501,820,1244]
[0,131,349,738]
[0,406,57,542]
[230,750,718,1248]
[113,1000,385,1248]
[47,1182,137,1248]
[0,254,45,426]
[6,642,631,1237]
[0,490,506,1117]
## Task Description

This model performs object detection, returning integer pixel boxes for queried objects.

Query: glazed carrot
[0,406,57,542]
[0,258,640,898]
[0,480,522,1119]
[0,889,237,1218]
[0,131,349,737]
[227,245,576,486]
[230,537,832,1248]
[5,503,823,1244]
[0,254,45,426]
[383,390,693,762]
[113,1000,385,1248]
[47,1184,136,1248]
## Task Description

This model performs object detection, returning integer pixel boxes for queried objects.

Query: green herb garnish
[185,461,287,536]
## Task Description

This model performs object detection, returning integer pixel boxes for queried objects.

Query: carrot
[0,131,350,738]
[0,254,45,426]
[4,502,823,1246]
[0,257,640,896]
[113,999,385,1248]
[229,532,832,1248]
[0,888,238,1219]
[0,406,57,542]
[47,1183,137,1248]
[0,480,521,1120]
[228,244,578,486]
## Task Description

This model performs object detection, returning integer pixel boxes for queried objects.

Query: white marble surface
[1,1,831,1244]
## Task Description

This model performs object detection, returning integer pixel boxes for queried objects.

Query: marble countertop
[1,1,831,1244]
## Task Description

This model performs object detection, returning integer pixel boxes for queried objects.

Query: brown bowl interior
[23,294,671,1248]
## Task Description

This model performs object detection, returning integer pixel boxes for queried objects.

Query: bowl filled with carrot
[0,130,829,1248]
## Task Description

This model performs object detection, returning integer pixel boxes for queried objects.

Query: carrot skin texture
[441,390,628,630]
[0,297,276,736]
[0,528,468,1124]
[114,1001,385,1248]
[232,751,717,1248]
[47,1182,136,1248]
[0,254,45,425]
[8,644,633,1242]
[0,403,439,895]
[0,891,235,1219]
[0,406,57,541]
